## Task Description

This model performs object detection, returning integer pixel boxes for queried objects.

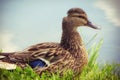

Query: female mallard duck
[0,8,100,75]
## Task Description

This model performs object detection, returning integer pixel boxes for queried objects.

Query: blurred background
[0,0,120,64]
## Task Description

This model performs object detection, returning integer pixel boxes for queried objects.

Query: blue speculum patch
[29,59,46,68]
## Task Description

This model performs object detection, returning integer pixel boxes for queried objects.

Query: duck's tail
[0,52,17,70]
[0,52,15,60]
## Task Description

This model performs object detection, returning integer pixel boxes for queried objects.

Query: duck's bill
[87,21,101,29]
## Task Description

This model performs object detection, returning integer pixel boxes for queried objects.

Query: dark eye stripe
[78,16,87,21]
[70,14,88,21]
[72,15,87,21]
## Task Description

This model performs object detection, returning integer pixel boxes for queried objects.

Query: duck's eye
[78,16,87,21]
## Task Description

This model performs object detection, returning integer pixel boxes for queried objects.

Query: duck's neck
[60,30,85,57]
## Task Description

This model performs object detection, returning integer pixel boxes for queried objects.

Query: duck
[0,8,100,75]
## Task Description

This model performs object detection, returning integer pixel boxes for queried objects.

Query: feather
[0,61,16,70]
[0,56,5,59]
[29,59,47,68]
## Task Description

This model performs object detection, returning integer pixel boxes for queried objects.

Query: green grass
[0,40,120,80]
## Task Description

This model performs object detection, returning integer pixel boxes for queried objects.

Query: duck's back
[24,42,60,51]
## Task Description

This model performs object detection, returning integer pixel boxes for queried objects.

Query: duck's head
[62,8,100,32]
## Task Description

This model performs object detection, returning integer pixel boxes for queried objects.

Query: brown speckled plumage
[0,8,99,75]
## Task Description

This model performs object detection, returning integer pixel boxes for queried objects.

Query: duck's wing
[0,42,73,70]
[24,42,60,51]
